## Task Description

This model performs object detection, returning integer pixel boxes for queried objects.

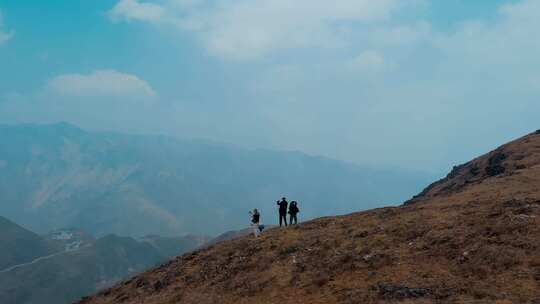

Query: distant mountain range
[0,216,208,304]
[0,122,433,237]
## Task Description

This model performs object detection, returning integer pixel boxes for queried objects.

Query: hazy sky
[1,0,539,173]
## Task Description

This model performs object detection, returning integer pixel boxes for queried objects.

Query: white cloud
[436,0,540,62]
[368,22,432,47]
[0,10,14,46]
[47,70,156,98]
[0,31,12,45]
[108,0,166,23]
[168,0,204,10]
[189,0,402,59]
[348,50,388,72]
[431,0,540,95]
[108,0,425,60]
[7,0,540,171]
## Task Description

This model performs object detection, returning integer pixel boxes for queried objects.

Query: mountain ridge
[0,122,433,237]
[79,129,540,303]
[0,216,61,270]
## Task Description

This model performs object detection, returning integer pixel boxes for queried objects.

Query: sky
[0,0,539,174]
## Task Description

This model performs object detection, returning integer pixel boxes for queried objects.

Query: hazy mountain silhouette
[0,122,433,237]
[0,216,209,304]
[79,129,540,303]
[0,216,61,270]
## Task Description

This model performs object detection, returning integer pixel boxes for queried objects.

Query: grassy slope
[79,130,540,303]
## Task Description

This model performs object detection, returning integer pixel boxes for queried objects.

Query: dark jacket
[288,203,299,215]
[251,212,260,224]
[277,200,288,213]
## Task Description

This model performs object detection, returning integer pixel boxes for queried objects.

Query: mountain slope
[203,226,276,247]
[139,235,211,259]
[0,216,61,270]
[0,235,163,304]
[405,129,540,205]
[79,130,540,303]
[0,233,208,304]
[0,122,432,237]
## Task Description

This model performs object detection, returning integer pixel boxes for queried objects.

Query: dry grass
[79,131,540,304]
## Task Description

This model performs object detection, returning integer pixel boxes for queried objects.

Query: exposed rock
[485,152,507,176]
[152,280,164,292]
[469,165,481,176]
[377,283,432,299]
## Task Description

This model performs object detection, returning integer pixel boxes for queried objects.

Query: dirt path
[0,244,90,274]
[0,251,67,273]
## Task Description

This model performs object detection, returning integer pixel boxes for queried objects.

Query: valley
[0,216,209,304]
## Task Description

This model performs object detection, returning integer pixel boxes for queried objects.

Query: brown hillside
[78,130,540,304]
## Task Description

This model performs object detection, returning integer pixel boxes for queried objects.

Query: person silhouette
[249,209,261,237]
[277,197,288,227]
[288,201,299,225]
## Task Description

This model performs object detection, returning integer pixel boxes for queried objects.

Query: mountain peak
[406,130,540,205]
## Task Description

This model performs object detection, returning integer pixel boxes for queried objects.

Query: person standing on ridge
[289,201,299,225]
[277,197,288,227]
[249,209,262,237]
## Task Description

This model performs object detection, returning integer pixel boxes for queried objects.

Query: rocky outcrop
[377,283,432,300]
[485,152,507,176]
[406,130,540,205]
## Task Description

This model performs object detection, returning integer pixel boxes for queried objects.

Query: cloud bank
[3,1,540,173]
[47,70,156,98]
[107,0,424,60]
[108,0,167,24]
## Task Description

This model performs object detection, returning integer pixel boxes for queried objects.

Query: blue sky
[0,0,539,174]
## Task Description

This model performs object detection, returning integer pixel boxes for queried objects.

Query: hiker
[277,197,288,227]
[289,201,299,225]
[249,209,262,237]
